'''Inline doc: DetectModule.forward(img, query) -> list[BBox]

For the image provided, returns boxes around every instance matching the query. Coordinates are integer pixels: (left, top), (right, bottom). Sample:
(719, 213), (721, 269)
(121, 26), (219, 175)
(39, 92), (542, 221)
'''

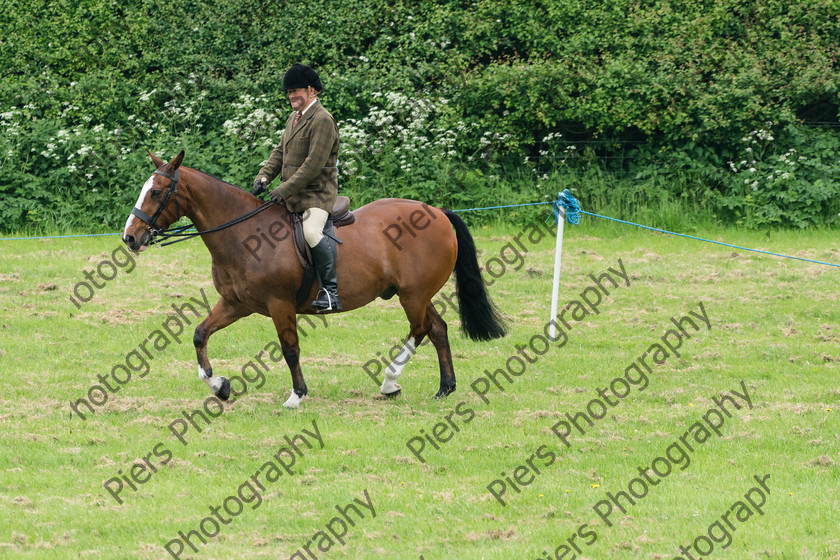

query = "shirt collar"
(299, 97), (319, 117)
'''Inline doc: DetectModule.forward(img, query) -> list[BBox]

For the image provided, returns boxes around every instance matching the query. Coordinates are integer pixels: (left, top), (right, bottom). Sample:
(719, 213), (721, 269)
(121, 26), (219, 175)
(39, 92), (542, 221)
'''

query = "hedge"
(1, 0), (838, 232)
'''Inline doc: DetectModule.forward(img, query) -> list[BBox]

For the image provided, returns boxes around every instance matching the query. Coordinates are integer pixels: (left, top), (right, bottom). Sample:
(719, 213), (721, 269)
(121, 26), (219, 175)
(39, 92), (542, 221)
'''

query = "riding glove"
(252, 177), (267, 196)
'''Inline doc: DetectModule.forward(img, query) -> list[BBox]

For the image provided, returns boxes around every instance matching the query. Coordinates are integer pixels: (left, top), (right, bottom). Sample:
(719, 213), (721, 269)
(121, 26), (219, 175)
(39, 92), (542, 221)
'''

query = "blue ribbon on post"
(548, 189), (581, 225)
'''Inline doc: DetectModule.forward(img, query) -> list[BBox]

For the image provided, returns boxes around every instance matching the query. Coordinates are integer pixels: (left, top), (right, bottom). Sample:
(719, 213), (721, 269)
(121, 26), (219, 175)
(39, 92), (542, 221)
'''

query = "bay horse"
(123, 150), (506, 408)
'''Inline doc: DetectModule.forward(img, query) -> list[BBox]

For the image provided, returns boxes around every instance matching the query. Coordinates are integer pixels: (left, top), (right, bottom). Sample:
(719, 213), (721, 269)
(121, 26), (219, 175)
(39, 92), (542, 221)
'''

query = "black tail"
(443, 210), (507, 341)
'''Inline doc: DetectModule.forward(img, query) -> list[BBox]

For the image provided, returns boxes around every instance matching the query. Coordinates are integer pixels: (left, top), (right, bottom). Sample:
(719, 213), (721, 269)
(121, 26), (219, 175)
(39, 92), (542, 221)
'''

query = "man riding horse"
(252, 63), (341, 312)
(123, 64), (506, 407)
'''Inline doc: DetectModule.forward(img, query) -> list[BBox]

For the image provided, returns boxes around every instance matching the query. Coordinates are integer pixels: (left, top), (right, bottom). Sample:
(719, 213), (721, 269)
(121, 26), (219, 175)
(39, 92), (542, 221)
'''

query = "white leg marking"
(123, 175), (155, 238)
(283, 391), (305, 408)
(381, 337), (416, 394)
(199, 366), (223, 393)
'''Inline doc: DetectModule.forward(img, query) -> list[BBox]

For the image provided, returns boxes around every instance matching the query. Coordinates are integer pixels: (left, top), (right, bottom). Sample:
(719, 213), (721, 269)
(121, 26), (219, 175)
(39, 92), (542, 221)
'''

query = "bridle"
(130, 167), (275, 247)
(131, 169), (181, 239)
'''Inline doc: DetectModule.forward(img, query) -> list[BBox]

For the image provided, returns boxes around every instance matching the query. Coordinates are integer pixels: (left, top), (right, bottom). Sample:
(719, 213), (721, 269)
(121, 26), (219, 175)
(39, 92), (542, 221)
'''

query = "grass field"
(1, 216), (838, 559)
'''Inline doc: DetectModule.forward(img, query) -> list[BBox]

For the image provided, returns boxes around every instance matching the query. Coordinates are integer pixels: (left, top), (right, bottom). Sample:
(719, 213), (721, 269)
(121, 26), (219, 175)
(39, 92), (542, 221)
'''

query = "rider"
(253, 63), (341, 312)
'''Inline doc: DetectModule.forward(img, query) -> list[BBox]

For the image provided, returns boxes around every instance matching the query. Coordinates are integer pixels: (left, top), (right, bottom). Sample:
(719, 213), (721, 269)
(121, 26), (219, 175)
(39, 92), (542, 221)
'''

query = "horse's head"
(123, 150), (186, 252)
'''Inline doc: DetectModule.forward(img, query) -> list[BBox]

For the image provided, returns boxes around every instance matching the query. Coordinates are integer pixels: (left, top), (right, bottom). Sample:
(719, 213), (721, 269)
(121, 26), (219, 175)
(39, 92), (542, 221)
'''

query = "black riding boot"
(310, 237), (342, 312)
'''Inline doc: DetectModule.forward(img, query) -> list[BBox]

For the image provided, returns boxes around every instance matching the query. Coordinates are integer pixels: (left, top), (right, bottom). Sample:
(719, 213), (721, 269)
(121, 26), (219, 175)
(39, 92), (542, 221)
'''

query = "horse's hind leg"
(194, 298), (248, 401)
(425, 304), (456, 397)
(383, 299), (455, 398)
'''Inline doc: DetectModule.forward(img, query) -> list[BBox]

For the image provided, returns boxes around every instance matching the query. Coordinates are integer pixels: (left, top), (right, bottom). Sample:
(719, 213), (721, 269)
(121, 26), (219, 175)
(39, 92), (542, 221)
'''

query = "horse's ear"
(148, 150), (165, 168)
(170, 150), (185, 171)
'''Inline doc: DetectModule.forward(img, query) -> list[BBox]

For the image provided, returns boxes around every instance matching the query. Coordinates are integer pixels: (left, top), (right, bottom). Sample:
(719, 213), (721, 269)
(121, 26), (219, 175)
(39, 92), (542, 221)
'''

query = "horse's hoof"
(282, 391), (305, 408)
(217, 377), (231, 401)
(434, 384), (456, 399)
(380, 380), (401, 396)
(382, 388), (401, 398)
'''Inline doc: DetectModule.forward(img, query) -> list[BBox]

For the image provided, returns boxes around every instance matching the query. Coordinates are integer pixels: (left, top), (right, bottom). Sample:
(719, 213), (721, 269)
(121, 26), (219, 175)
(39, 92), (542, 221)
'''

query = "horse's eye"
(151, 189), (162, 197)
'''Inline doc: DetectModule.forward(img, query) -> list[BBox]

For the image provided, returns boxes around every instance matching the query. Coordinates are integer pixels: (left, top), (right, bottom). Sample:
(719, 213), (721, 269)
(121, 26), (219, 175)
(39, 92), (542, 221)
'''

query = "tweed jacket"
(256, 100), (339, 213)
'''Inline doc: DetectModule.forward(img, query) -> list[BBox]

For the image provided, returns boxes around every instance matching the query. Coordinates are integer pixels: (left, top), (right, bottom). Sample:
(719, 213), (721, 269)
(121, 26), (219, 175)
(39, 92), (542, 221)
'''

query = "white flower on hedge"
(138, 89), (155, 102)
(755, 129), (773, 141)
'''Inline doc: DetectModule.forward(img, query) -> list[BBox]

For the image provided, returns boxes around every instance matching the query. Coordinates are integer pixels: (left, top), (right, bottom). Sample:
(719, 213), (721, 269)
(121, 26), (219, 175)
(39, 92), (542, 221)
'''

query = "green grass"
(0, 219), (838, 559)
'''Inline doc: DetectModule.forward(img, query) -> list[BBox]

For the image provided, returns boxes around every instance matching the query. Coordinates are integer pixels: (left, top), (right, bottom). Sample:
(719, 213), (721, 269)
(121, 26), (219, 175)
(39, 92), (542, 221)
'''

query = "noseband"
(131, 169), (181, 239)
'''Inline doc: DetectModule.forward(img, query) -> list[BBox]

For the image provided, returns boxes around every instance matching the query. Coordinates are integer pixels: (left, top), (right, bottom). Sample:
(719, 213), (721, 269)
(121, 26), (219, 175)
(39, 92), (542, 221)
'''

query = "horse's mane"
(192, 168), (249, 192)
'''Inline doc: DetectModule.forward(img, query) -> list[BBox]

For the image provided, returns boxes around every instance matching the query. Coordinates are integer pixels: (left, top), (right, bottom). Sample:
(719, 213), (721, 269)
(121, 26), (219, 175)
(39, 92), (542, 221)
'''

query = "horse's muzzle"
(123, 233), (149, 253)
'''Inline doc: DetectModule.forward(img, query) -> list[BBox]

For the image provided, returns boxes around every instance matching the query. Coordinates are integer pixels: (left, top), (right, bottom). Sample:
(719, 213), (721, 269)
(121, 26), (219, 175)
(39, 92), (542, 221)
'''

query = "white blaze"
(123, 175), (156, 238)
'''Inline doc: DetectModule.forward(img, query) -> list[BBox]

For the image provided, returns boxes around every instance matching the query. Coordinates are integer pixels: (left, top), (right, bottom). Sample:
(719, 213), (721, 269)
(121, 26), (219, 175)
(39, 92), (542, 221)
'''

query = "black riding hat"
(283, 64), (323, 92)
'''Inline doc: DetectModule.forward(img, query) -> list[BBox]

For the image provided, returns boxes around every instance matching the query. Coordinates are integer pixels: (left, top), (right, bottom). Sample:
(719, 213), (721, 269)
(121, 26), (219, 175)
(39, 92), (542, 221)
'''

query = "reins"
(133, 167), (276, 247)
(154, 200), (275, 247)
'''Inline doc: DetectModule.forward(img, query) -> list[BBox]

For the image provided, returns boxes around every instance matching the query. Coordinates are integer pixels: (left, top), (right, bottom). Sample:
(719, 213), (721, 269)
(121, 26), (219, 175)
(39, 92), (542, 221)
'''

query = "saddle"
(291, 196), (355, 309)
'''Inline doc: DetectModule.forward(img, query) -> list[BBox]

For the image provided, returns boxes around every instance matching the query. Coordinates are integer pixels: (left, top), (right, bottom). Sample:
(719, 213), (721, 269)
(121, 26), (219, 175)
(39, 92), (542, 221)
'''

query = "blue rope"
(577, 209), (840, 268)
(450, 201), (552, 213)
(550, 189), (581, 225)
(0, 232), (122, 241)
(547, 190), (839, 269)
(0, 228), (196, 242)
(2, 193), (838, 269)
(0, 203), (549, 241)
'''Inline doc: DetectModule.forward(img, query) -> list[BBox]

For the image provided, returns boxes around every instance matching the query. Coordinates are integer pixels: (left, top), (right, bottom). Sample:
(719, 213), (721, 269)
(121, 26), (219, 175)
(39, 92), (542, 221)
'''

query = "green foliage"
(717, 125), (840, 228)
(1, 0), (838, 232)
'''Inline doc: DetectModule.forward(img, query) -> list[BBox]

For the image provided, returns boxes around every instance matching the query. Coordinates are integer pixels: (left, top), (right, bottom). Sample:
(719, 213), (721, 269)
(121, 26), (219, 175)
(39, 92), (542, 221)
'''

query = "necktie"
(293, 111), (302, 127)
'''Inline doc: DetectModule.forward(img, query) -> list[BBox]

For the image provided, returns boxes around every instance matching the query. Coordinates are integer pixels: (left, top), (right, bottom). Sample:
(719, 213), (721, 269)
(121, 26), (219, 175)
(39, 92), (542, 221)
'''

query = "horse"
(122, 150), (507, 408)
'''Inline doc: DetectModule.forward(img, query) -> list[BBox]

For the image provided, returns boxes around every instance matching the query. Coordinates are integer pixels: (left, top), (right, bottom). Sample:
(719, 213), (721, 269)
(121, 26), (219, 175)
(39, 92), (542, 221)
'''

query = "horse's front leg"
(268, 300), (307, 408)
(194, 297), (248, 401)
